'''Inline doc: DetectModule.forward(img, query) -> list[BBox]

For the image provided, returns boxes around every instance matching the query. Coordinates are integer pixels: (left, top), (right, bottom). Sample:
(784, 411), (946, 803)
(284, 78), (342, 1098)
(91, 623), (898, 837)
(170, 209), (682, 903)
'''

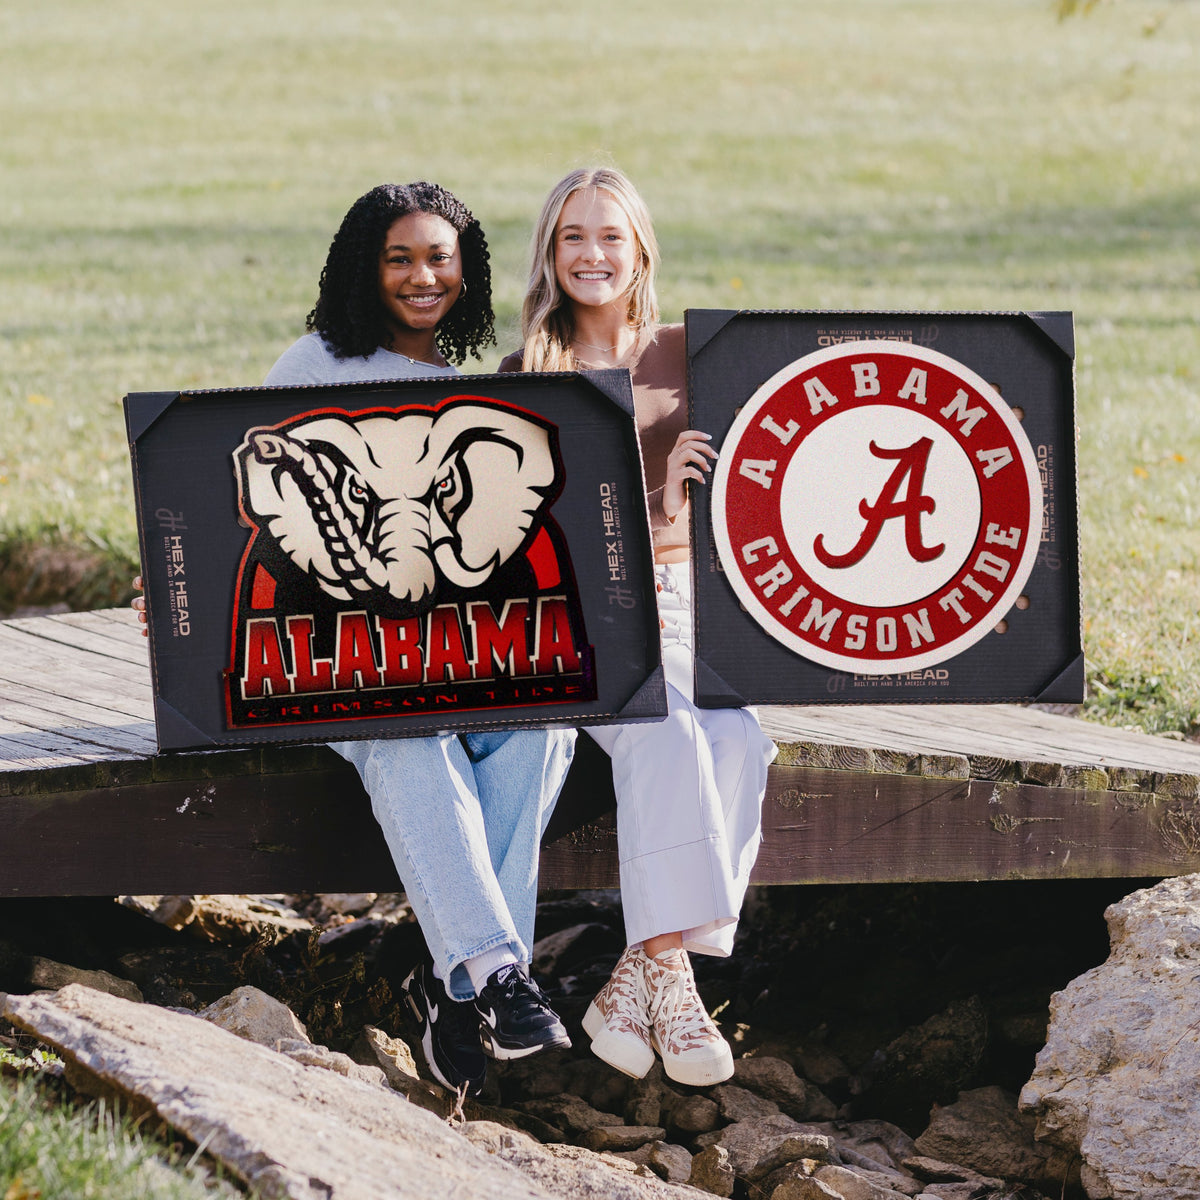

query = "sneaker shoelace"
(489, 964), (547, 1014)
(598, 951), (651, 1033)
(648, 963), (721, 1051)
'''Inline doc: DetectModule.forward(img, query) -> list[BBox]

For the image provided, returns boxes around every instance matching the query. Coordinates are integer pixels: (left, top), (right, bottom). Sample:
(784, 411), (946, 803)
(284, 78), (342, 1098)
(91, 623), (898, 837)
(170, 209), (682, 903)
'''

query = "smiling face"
(377, 211), (463, 350)
(553, 187), (641, 316)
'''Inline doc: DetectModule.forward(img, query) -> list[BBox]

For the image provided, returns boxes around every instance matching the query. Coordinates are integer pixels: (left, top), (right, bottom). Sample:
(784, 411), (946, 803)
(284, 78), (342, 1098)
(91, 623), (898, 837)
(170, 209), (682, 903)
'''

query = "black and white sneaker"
(474, 962), (572, 1060)
(402, 962), (487, 1096)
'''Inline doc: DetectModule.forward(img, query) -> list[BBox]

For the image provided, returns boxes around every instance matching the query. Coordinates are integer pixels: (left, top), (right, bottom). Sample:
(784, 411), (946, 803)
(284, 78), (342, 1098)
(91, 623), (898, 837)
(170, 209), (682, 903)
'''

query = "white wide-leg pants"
(586, 562), (777, 957)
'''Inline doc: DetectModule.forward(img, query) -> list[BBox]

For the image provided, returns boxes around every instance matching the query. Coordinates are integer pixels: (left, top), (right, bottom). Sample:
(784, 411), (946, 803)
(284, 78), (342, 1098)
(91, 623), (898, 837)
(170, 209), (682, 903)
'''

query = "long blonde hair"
(520, 168), (661, 372)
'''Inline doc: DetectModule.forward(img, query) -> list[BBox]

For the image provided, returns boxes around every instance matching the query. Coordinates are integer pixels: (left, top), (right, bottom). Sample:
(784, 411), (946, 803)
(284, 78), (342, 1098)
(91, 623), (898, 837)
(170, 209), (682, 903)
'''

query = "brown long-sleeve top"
(498, 323), (690, 560)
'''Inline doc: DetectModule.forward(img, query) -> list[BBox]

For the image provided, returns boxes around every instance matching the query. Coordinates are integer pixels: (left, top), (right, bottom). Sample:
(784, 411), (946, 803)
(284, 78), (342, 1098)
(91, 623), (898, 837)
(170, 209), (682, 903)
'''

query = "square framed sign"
(128, 371), (665, 750)
(688, 310), (1082, 706)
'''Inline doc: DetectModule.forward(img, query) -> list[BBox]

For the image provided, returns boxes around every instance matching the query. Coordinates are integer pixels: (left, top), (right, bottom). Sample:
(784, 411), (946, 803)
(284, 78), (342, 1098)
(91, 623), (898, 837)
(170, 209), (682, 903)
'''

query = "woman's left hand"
(131, 575), (148, 637)
(662, 429), (717, 521)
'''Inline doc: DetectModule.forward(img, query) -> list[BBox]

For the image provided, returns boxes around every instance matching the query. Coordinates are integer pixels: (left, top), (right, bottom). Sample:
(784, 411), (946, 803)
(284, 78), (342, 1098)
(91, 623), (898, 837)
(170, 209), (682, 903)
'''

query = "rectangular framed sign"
(688, 309), (1082, 706)
(128, 371), (665, 751)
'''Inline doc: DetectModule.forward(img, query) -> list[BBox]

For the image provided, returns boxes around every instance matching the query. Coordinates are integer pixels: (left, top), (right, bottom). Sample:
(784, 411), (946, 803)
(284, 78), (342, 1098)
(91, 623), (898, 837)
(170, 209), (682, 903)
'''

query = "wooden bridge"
(4, 608), (1200, 897)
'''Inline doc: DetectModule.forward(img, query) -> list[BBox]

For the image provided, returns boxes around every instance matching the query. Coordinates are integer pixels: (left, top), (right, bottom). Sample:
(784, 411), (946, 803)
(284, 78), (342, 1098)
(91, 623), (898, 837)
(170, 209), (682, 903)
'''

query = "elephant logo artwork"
(223, 396), (594, 730)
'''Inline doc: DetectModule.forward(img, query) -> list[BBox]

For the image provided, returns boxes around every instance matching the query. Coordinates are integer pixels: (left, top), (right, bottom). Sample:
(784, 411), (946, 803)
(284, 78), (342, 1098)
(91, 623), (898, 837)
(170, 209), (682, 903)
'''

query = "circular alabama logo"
(710, 341), (1043, 674)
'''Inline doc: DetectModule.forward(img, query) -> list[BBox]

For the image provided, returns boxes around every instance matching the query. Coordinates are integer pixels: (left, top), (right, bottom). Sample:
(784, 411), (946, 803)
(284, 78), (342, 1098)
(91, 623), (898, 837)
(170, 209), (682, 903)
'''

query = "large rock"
(531, 923), (617, 979)
(121, 894), (312, 942)
(518, 1092), (625, 1137)
(199, 984), (310, 1049)
(275, 1038), (388, 1089)
(860, 998), (988, 1132)
(834, 1120), (917, 1172)
(463, 1121), (713, 1199)
(352, 1025), (453, 1116)
(1020, 874), (1200, 1198)
(28, 956), (143, 1003)
(687, 1144), (735, 1197)
(711, 1082), (782, 1122)
(769, 1178), (842, 1200)
(732, 1056), (837, 1120)
(812, 1162), (915, 1199)
(663, 1090), (721, 1133)
(694, 1113), (813, 1177)
(610, 1139), (694, 1184)
(913, 1086), (1076, 1193)
(2, 985), (553, 1200)
(581, 1125), (667, 1152)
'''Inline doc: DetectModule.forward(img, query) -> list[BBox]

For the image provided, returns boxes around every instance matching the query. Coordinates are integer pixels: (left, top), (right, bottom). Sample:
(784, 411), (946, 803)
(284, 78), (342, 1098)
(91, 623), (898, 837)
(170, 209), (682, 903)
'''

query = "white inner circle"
(779, 406), (982, 609)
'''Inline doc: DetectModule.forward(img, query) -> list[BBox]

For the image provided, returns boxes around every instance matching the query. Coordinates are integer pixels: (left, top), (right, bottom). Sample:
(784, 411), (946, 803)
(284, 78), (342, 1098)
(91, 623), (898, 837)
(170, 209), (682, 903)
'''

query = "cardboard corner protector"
(1033, 653), (1086, 705)
(614, 666), (669, 721)
(684, 309), (743, 359)
(576, 368), (637, 419)
(154, 697), (217, 752)
(124, 391), (182, 444)
(1027, 311), (1075, 361)
(693, 655), (749, 709)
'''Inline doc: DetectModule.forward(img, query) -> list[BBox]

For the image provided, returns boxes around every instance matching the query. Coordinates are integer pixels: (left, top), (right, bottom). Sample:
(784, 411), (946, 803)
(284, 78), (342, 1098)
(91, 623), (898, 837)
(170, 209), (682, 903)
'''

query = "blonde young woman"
(500, 168), (777, 1086)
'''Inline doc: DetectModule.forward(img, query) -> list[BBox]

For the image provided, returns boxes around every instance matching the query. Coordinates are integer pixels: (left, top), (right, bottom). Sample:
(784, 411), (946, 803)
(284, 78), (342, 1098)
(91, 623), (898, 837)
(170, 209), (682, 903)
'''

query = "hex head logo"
(711, 341), (1043, 674)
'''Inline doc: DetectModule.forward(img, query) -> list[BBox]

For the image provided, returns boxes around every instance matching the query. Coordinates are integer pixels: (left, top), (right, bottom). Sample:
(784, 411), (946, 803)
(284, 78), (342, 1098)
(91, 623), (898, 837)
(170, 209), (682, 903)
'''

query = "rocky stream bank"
(3, 876), (1199, 1199)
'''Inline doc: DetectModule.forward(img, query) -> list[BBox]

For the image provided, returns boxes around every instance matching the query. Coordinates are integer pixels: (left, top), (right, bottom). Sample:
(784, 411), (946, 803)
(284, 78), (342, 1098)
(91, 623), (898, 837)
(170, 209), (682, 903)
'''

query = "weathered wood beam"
(7, 758), (1200, 897)
(537, 765), (1200, 888)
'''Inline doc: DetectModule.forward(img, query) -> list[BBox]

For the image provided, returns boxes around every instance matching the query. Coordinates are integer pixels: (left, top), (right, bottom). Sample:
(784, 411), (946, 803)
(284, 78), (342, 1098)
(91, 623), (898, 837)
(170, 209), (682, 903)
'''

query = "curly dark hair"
(307, 182), (495, 365)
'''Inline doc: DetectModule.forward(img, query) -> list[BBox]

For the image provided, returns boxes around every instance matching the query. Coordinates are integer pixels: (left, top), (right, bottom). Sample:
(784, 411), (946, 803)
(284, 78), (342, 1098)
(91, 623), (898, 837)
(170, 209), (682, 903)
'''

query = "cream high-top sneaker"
(582, 945), (655, 1078)
(643, 947), (734, 1086)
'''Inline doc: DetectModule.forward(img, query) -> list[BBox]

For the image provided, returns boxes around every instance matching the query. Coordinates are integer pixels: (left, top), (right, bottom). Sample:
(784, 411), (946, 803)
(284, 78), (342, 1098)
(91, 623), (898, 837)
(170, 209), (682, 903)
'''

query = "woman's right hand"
(662, 429), (717, 521)
(131, 576), (148, 637)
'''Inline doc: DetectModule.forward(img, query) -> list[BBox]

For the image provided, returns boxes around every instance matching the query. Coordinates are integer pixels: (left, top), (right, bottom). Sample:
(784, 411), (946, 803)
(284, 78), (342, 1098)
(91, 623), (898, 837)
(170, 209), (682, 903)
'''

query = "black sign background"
(128, 372), (666, 750)
(688, 310), (1082, 707)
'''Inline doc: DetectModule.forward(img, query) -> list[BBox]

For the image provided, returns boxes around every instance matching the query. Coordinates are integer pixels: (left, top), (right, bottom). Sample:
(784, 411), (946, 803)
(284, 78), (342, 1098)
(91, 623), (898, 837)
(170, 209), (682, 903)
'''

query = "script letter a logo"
(813, 437), (945, 568)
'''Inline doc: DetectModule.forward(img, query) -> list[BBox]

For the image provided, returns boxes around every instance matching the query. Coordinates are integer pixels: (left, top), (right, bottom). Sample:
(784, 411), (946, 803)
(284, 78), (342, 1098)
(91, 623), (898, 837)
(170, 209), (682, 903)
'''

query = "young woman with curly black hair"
(138, 182), (575, 1098)
(265, 181), (496, 381)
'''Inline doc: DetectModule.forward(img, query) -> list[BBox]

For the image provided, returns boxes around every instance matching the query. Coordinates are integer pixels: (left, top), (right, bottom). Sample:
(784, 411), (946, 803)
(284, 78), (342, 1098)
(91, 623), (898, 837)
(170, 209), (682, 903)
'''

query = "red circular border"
(711, 342), (1042, 674)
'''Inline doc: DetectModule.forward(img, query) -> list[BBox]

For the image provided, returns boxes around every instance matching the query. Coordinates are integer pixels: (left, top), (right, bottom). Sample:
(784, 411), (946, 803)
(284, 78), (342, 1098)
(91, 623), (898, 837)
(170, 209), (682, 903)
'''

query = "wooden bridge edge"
(5, 759), (1200, 898)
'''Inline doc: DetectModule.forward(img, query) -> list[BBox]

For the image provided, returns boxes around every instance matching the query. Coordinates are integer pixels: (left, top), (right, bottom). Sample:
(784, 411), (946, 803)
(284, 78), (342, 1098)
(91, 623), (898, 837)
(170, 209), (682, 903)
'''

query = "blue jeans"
(332, 729), (576, 1000)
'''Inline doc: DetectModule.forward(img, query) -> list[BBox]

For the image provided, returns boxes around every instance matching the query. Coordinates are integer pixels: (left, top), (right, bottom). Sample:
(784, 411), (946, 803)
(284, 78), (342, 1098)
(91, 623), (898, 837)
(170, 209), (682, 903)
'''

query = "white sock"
(465, 947), (519, 995)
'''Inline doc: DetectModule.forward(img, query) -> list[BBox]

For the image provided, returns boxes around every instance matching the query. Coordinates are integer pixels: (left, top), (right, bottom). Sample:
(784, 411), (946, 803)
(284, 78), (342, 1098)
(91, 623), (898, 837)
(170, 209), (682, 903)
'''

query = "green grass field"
(1, 0), (1197, 731)
(0, 1067), (241, 1200)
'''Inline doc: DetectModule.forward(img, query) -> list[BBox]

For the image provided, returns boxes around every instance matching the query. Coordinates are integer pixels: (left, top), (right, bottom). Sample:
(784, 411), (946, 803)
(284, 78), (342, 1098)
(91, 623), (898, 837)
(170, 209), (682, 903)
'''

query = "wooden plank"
(2, 612), (149, 665)
(0, 702), (156, 756)
(0, 706), (152, 759)
(86, 608), (142, 625)
(752, 766), (1200, 883)
(6, 608), (1200, 788)
(539, 766), (1200, 888)
(35, 609), (153, 653)
(539, 815), (620, 890)
(0, 675), (154, 729)
(1, 769), (401, 897)
(0, 681), (153, 760)
(0, 630), (150, 698)
(5, 749), (1200, 895)
(0, 730), (106, 772)
(760, 705), (1200, 777)
(0, 649), (151, 711)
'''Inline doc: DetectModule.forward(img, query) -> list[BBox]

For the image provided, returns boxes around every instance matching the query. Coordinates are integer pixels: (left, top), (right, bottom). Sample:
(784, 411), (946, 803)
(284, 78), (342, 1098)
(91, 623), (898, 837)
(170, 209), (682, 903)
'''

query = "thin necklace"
(573, 338), (621, 354)
(389, 347), (445, 368)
